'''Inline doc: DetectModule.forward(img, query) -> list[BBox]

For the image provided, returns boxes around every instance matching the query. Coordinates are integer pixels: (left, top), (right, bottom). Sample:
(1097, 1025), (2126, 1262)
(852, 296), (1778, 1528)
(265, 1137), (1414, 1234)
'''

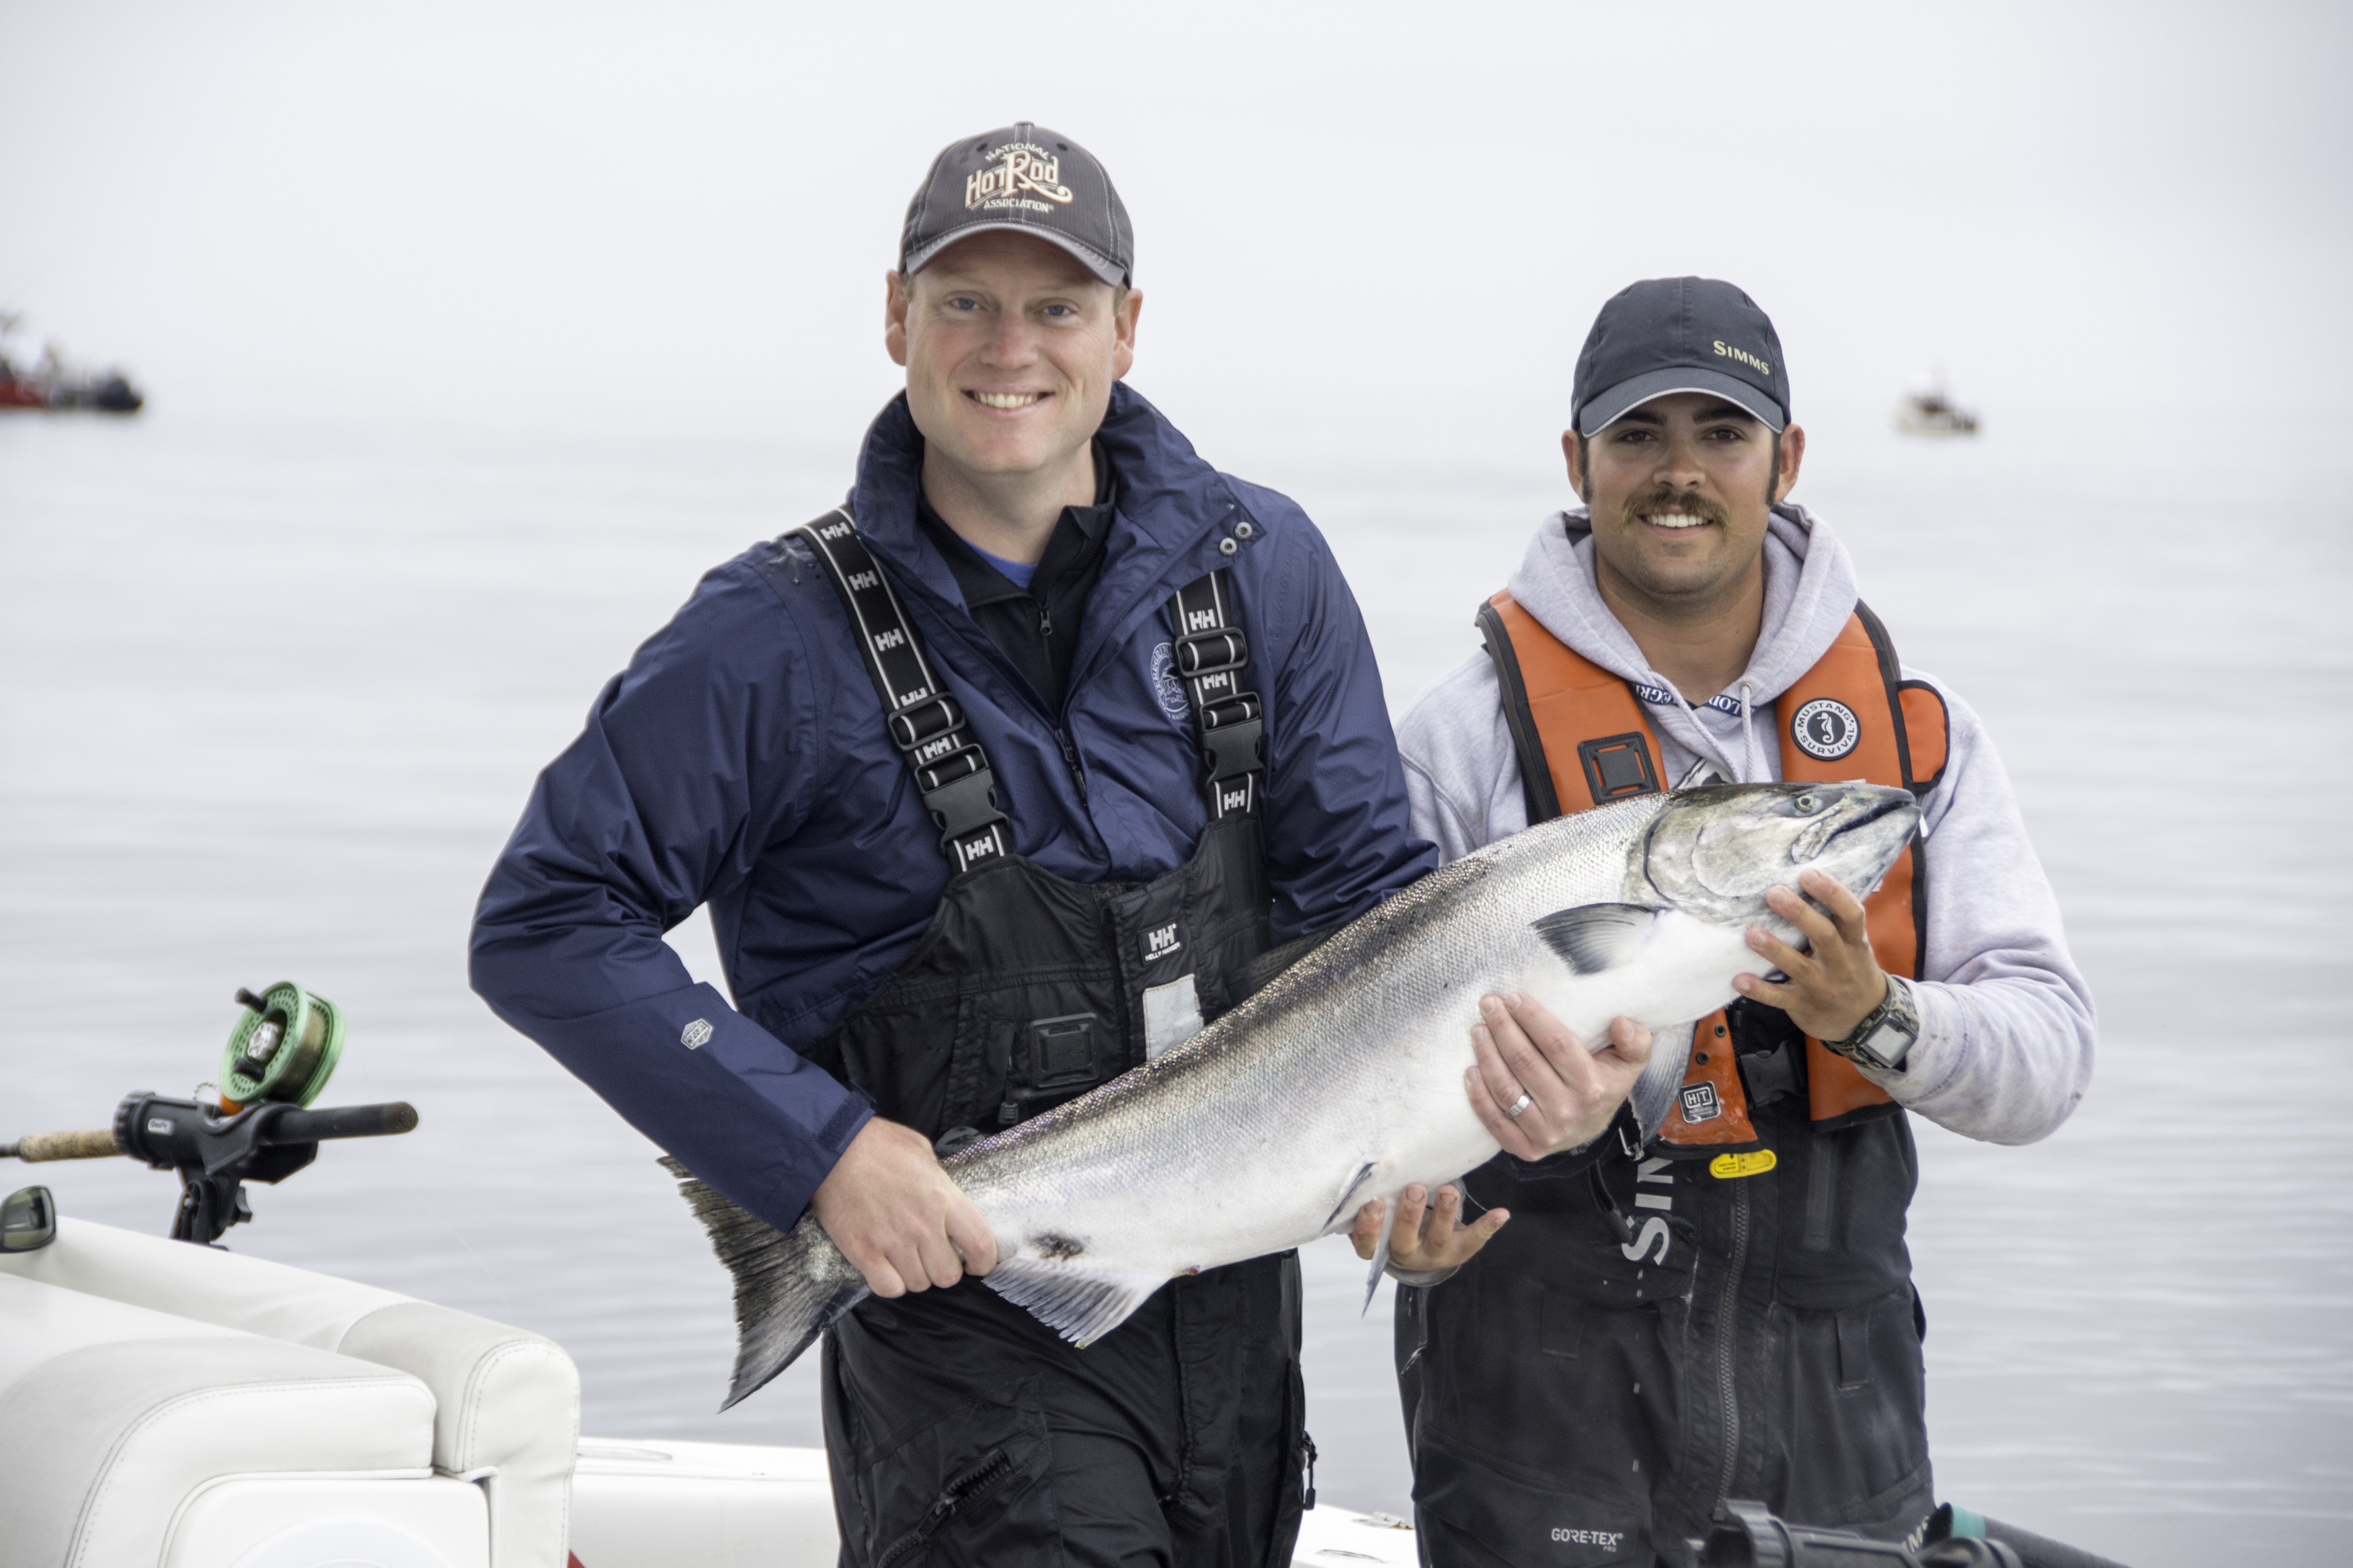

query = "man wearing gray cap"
(1354, 278), (2096, 1563)
(473, 125), (1443, 1565)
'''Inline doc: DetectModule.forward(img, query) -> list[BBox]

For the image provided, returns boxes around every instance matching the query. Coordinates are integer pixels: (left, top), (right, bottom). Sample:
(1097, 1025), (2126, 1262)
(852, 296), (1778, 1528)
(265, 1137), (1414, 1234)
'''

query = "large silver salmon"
(670, 782), (1917, 1407)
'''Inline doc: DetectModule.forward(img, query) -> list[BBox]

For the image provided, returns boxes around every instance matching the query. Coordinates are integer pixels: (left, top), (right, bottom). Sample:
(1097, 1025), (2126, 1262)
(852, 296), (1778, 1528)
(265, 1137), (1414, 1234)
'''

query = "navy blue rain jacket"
(470, 385), (1437, 1233)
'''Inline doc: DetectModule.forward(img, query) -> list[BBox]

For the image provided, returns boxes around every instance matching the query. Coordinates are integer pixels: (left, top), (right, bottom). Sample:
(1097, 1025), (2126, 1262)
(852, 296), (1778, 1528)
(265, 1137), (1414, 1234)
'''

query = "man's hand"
(1732, 867), (1889, 1041)
(1467, 992), (1653, 1162)
(809, 1118), (999, 1298)
(1350, 1183), (1506, 1274)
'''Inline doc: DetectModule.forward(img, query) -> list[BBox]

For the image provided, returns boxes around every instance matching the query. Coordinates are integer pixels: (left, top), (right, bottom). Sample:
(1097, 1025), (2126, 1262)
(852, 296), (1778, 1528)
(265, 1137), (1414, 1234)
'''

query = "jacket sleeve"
(1853, 675), (2098, 1145)
(468, 563), (873, 1234)
(1245, 491), (1441, 938)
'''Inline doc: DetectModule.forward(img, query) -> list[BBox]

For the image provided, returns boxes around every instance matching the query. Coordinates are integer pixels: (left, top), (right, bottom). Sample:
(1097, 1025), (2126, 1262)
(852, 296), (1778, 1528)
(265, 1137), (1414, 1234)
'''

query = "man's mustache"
(1627, 491), (1728, 525)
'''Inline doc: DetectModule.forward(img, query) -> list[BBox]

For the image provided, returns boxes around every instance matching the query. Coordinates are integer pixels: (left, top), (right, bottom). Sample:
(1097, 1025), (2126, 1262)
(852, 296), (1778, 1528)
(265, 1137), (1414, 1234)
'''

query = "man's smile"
(967, 390), (1049, 411)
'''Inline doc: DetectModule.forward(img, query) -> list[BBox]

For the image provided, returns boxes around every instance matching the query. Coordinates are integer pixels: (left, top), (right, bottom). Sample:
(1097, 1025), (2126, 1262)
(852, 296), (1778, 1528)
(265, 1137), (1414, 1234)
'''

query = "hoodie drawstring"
(1656, 676), (1769, 785)
(1736, 678), (1766, 786)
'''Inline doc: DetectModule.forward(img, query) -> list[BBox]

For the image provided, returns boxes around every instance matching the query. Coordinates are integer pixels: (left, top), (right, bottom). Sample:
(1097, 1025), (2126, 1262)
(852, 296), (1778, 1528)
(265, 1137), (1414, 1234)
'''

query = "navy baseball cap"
(1572, 278), (1790, 436)
(901, 123), (1133, 288)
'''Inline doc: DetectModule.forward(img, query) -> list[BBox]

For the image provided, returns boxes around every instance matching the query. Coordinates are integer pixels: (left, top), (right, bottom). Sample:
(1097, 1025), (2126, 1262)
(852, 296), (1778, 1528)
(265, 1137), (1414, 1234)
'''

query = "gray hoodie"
(1397, 503), (2093, 1145)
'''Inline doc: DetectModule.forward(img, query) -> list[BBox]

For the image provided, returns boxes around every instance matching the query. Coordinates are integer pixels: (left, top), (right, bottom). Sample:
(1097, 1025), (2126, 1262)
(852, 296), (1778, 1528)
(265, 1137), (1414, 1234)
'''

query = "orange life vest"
(1476, 592), (1950, 1156)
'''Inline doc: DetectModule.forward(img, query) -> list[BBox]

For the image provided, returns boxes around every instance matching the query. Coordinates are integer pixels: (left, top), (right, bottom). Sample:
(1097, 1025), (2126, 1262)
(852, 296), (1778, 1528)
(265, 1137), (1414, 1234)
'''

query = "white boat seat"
(0, 1219), (579, 1568)
(0, 1272), (438, 1566)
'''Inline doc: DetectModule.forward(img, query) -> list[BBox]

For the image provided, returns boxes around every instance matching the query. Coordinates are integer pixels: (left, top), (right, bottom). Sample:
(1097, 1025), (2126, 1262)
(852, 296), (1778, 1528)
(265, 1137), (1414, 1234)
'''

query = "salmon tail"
(660, 1157), (869, 1409)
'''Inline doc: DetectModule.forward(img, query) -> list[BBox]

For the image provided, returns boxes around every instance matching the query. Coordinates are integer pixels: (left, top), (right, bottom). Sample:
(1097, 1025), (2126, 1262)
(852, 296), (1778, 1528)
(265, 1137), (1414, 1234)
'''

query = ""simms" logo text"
(1712, 339), (1771, 376)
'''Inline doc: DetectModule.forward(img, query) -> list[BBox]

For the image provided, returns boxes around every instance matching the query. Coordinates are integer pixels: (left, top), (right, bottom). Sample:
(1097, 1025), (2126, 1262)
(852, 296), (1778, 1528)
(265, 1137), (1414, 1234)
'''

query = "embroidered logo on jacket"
(680, 1018), (714, 1050)
(966, 143), (1075, 213)
(1791, 697), (1862, 760)
(1150, 642), (1190, 720)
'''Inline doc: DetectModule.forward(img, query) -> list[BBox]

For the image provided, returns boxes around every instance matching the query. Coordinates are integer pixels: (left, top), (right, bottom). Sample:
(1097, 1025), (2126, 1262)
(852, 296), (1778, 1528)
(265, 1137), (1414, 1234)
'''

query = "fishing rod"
(1, 981), (416, 1245)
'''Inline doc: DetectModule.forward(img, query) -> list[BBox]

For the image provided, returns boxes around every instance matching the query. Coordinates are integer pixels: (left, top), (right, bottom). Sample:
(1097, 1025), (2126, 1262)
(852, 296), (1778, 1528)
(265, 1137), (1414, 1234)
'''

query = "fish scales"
(666, 782), (1919, 1407)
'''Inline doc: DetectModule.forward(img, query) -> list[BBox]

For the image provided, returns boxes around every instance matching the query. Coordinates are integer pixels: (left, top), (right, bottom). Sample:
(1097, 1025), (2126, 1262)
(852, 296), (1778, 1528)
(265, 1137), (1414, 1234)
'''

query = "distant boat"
(0, 312), (145, 413)
(1895, 381), (1977, 436)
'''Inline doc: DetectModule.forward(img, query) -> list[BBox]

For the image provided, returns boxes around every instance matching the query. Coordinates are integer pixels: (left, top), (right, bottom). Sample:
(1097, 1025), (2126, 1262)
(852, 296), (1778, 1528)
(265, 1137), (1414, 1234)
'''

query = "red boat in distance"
(0, 312), (144, 413)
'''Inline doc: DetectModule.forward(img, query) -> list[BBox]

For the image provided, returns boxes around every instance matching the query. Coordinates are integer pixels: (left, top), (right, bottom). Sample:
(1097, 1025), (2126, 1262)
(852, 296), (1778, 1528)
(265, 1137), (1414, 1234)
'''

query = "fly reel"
(220, 982), (346, 1109)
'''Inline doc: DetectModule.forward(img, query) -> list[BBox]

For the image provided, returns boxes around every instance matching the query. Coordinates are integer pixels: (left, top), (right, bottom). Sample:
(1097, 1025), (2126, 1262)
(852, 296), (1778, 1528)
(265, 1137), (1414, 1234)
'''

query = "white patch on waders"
(1142, 975), (1205, 1061)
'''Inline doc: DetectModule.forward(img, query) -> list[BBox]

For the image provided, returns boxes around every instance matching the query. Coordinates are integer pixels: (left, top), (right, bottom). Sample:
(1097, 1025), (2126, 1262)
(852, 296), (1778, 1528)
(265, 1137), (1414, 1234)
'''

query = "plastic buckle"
(889, 694), (964, 753)
(1176, 628), (1248, 678)
(1201, 716), (1263, 787)
(916, 745), (986, 793)
(922, 767), (1007, 851)
(1202, 694), (1261, 731)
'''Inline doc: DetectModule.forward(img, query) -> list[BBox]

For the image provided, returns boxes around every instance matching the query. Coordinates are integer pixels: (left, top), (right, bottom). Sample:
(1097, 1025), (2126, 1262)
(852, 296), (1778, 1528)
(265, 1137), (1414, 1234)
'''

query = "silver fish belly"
(668, 781), (1918, 1407)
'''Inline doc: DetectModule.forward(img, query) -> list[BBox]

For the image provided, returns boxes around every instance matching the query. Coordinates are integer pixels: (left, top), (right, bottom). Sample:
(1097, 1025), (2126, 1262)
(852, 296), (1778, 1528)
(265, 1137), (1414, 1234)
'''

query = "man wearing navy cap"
(471, 125), (1447, 1565)
(1356, 278), (2096, 1563)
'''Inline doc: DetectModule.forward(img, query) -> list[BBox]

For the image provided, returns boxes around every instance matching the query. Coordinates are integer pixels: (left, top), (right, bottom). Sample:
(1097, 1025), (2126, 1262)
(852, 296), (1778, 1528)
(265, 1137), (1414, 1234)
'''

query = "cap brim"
(902, 221), (1127, 287)
(1577, 368), (1785, 436)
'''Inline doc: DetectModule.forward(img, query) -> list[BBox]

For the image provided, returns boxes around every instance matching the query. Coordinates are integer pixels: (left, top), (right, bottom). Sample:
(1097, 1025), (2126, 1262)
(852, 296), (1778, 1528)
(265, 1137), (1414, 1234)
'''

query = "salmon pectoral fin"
(984, 1255), (1170, 1347)
(1531, 903), (1661, 974)
(1363, 1197), (1400, 1315)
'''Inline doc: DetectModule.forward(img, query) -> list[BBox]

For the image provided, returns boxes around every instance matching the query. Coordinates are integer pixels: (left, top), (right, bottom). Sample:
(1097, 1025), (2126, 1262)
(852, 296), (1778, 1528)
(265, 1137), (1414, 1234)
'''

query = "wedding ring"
(1503, 1091), (1533, 1120)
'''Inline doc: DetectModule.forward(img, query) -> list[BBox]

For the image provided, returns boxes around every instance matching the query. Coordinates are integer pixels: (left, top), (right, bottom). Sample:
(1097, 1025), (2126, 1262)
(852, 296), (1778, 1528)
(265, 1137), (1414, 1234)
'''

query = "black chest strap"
(791, 508), (1012, 874)
(1169, 571), (1265, 819)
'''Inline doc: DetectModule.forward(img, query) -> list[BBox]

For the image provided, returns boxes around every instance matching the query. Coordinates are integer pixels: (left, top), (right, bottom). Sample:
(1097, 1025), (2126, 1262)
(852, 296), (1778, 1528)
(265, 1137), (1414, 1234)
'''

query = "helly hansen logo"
(916, 736), (959, 766)
(898, 687), (931, 706)
(1679, 1081), (1722, 1124)
(1221, 787), (1250, 811)
(1186, 609), (1218, 632)
(1142, 922), (1183, 962)
(847, 570), (879, 591)
(680, 1018), (714, 1050)
(964, 836), (999, 862)
(817, 522), (852, 540)
(1622, 1155), (1673, 1264)
(873, 629), (906, 652)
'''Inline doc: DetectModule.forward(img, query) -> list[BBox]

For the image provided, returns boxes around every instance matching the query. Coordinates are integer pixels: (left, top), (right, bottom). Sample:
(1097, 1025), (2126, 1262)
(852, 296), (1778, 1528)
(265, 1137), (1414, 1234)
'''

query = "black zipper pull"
(1037, 602), (1053, 639)
(1058, 733), (1088, 801)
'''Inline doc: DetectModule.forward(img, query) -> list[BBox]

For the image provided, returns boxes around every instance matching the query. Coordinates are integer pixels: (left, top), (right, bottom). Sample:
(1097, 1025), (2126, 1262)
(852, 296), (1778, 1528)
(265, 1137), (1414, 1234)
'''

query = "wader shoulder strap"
(1476, 591), (1664, 823)
(791, 508), (1012, 874)
(1170, 571), (1265, 819)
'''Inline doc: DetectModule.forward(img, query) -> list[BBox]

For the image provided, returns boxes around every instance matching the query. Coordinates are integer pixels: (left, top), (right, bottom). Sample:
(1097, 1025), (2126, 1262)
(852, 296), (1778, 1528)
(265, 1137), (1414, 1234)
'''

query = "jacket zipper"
(1058, 731), (1088, 802)
(1713, 1179), (1751, 1510)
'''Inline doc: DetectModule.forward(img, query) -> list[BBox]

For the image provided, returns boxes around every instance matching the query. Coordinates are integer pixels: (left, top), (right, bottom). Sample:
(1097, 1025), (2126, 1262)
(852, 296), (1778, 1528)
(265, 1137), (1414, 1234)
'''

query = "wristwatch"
(1821, 975), (1919, 1071)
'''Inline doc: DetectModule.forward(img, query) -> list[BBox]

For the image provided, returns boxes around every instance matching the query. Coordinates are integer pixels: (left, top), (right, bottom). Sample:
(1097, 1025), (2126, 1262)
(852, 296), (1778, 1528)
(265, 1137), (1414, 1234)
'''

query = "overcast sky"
(5, 1), (2347, 478)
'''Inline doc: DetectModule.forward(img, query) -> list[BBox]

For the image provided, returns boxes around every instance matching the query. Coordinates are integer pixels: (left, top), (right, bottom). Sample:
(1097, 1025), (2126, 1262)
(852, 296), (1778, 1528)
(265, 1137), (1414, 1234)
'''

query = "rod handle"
(3, 1128), (123, 1162)
(268, 1102), (419, 1143)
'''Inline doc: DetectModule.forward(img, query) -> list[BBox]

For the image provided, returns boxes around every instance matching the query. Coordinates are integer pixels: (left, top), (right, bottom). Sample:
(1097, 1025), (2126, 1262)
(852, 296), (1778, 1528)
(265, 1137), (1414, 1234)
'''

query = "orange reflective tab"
(1657, 1012), (1763, 1153)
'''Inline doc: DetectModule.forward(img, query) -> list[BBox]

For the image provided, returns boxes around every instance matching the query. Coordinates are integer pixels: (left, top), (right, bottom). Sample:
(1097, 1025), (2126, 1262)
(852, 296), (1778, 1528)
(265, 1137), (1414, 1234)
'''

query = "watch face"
(1860, 1018), (1916, 1068)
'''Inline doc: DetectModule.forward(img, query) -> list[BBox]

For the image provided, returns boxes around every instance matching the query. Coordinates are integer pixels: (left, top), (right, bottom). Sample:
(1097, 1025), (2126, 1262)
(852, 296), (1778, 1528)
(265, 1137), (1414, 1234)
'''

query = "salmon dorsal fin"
(1532, 903), (1659, 975)
(984, 1255), (1169, 1347)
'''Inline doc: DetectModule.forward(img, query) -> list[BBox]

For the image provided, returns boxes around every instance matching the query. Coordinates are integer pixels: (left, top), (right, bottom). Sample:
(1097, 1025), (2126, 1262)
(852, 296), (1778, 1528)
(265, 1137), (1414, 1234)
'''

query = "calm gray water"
(3, 407), (2348, 1565)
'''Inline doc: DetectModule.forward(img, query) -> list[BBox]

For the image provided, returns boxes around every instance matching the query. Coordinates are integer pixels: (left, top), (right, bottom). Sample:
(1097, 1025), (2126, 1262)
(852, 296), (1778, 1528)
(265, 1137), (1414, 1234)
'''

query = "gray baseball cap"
(900, 123), (1133, 287)
(1573, 277), (1790, 436)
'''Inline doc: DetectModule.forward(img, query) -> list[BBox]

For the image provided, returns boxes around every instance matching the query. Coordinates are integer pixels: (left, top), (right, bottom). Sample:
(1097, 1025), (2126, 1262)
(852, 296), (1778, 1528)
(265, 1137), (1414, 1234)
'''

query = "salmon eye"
(1794, 793), (1821, 813)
